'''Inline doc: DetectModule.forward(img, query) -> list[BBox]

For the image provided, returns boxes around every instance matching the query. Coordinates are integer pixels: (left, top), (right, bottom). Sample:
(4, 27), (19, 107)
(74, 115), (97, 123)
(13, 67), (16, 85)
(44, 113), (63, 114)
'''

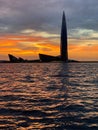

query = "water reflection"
(0, 63), (98, 129)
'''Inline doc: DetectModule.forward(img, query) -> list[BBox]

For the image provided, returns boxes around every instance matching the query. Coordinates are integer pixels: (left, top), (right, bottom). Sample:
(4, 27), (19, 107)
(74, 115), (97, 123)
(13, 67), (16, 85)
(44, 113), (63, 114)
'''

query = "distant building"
(39, 54), (60, 62)
(8, 54), (25, 63)
(39, 11), (68, 62)
(61, 11), (68, 62)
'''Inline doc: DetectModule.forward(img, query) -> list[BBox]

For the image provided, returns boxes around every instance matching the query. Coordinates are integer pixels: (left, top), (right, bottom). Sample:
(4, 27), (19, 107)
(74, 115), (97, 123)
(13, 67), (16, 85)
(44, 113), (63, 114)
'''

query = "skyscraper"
(61, 11), (68, 62)
(39, 11), (70, 62)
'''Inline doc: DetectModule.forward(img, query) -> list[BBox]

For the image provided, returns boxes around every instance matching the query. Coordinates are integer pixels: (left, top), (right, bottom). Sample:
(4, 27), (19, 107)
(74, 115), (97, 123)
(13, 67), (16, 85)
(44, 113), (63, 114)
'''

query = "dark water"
(0, 63), (98, 130)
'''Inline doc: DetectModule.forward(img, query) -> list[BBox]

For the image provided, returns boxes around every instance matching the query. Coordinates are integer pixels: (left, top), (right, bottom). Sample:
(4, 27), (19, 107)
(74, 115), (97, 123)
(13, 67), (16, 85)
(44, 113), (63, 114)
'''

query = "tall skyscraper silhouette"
(39, 11), (72, 62)
(61, 11), (68, 62)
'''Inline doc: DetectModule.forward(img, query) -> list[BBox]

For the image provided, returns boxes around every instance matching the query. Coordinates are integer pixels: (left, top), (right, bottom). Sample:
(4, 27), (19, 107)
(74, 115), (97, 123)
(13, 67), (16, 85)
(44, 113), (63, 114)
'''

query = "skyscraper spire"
(61, 11), (68, 62)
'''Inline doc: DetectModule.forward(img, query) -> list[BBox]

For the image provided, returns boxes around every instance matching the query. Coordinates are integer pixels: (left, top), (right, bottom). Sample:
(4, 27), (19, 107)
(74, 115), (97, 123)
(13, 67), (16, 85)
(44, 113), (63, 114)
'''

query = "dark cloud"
(0, 0), (98, 36)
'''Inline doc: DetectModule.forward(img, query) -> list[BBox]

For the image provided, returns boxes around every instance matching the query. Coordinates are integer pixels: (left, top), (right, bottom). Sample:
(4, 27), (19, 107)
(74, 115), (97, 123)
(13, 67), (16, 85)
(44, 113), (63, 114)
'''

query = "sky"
(0, 0), (98, 61)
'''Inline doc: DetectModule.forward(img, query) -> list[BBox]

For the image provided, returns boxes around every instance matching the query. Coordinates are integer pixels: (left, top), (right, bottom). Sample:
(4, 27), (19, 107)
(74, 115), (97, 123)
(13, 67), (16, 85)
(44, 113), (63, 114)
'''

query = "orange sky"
(0, 34), (59, 60)
(1, 0), (98, 61)
(0, 34), (98, 61)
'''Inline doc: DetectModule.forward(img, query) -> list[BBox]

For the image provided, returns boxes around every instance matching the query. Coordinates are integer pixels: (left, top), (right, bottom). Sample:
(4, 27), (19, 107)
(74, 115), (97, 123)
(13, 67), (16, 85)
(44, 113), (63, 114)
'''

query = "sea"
(0, 63), (98, 130)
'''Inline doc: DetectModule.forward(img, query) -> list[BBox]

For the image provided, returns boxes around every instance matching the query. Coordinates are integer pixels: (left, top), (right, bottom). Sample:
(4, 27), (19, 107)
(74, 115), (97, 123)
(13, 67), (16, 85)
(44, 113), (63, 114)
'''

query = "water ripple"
(0, 63), (98, 129)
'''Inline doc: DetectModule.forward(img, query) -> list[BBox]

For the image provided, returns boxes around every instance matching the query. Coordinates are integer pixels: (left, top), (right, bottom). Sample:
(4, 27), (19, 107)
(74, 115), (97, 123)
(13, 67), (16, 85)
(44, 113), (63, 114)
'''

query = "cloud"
(1, 0), (98, 36)
(20, 29), (59, 38)
(0, 34), (59, 59)
(0, 0), (98, 60)
(69, 28), (98, 41)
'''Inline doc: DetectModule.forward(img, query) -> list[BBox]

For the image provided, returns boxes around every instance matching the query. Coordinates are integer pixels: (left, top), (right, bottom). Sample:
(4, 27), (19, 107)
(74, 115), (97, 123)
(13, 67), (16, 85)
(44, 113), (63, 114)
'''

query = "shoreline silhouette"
(6, 11), (72, 63)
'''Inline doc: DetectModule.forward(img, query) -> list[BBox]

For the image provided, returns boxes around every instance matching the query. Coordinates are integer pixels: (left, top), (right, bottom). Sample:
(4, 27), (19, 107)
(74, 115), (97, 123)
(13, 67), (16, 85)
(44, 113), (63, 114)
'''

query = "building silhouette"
(8, 54), (25, 62)
(61, 11), (68, 62)
(8, 12), (78, 63)
(39, 11), (68, 62)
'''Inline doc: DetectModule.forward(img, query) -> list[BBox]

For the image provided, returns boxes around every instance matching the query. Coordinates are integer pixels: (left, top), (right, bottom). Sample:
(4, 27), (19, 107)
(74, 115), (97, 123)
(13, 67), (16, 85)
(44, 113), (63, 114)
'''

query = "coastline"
(0, 60), (98, 63)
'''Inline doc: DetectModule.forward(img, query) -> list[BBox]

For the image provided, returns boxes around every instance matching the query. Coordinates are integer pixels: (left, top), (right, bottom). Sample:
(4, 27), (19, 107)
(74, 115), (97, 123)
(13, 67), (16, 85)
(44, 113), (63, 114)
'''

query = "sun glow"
(0, 32), (98, 61)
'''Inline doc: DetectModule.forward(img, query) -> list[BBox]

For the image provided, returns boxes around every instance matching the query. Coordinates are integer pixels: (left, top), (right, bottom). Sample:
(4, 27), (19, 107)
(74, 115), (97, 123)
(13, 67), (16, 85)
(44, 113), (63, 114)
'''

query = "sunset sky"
(0, 0), (98, 61)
